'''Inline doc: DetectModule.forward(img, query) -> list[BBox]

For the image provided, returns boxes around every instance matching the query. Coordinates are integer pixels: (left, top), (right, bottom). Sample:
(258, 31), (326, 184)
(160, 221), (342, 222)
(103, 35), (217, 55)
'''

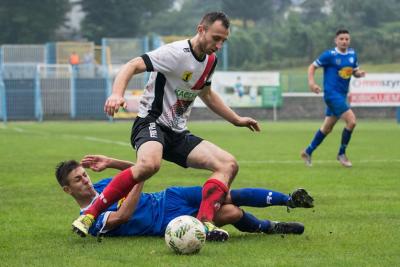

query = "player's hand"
(81, 155), (109, 172)
(355, 70), (366, 78)
(309, 83), (321, 94)
(104, 94), (127, 117)
(234, 117), (260, 132)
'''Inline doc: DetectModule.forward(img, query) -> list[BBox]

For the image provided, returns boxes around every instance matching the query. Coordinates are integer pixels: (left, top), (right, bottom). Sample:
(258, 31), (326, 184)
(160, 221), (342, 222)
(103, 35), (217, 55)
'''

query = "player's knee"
(230, 207), (243, 222)
(224, 155), (239, 179)
(215, 205), (242, 225)
(347, 120), (356, 130)
(136, 160), (161, 179)
(321, 126), (333, 135)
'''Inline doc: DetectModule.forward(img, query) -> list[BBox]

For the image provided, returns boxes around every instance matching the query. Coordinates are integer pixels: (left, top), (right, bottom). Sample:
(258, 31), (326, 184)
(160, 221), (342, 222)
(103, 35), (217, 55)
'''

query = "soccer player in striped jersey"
(72, 12), (260, 241)
(301, 29), (366, 167)
(59, 155), (313, 239)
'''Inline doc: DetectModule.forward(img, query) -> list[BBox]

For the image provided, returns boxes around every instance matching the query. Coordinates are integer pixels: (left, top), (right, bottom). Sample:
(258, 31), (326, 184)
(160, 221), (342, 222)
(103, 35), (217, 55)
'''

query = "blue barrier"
(0, 75), (6, 122)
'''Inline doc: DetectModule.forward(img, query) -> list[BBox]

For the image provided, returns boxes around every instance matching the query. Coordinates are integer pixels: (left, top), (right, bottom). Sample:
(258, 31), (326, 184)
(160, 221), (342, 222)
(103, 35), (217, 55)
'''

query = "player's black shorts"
(130, 115), (203, 168)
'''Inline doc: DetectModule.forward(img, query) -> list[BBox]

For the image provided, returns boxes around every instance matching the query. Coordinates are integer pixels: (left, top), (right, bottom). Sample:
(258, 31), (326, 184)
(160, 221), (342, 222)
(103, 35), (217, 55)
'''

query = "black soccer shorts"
(130, 115), (203, 168)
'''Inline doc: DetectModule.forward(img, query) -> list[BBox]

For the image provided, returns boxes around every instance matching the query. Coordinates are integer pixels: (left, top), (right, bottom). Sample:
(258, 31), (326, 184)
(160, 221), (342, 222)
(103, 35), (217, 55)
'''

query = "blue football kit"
(82, 179), (201, 237)
(314, 47), (359, 117)
(81, 179), (291, 237)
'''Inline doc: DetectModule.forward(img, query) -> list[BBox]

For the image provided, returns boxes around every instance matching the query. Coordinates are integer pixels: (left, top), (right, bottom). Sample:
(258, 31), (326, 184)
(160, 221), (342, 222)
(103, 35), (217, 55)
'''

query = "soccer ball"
(165, 215), (206, 254)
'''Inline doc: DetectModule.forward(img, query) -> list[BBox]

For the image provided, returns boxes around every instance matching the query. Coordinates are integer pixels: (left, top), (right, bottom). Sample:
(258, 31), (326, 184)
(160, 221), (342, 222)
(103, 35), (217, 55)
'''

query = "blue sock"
(339, 128), (353, 155)
(233, 211), (271, 233)
(306, 129), (326, 155)
(230, 188), (289, 207)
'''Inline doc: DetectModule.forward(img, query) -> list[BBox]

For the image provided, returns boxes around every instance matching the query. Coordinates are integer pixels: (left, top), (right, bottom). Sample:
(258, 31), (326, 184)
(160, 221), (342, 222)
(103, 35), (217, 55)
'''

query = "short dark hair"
(336, 29), (350, 36)
(200, 11), (230, 29)
(55, 160), (80, 187)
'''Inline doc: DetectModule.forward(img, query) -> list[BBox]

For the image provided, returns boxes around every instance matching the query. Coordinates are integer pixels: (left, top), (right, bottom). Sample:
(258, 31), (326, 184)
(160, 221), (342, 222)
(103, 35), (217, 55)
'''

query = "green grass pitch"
(0, 120), (399, 266)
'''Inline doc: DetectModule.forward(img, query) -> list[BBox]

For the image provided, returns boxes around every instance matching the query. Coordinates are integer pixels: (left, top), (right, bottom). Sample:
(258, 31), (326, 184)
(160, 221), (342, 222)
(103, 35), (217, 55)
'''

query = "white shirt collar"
(335, 47), (348, 55)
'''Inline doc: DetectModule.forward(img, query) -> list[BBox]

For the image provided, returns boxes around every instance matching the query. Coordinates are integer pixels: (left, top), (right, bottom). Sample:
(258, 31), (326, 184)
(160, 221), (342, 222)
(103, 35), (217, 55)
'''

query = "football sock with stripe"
(230, 188), (289, 207)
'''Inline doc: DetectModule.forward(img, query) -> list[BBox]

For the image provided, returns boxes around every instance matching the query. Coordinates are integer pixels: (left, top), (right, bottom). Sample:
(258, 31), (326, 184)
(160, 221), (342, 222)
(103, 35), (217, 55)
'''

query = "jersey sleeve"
(93, 178), (112, 193)
(314, 50), (332, 68)
(141, 44), (179, 74)
(88, 211), (112, 236)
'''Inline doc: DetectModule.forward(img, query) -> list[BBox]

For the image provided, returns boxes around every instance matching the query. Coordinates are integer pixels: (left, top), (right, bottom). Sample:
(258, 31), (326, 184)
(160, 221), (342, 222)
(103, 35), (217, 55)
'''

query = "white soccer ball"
(165, 215), (206, 254)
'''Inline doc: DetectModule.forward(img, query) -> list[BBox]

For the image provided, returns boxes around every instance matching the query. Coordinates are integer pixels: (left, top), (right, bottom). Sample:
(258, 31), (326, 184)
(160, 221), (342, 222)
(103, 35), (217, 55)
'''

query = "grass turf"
(0, 120), (399, 266)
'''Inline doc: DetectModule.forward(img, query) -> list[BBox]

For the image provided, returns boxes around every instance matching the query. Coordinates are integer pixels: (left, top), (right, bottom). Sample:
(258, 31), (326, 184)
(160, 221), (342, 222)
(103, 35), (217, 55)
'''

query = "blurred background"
(0, 0), (399, 121)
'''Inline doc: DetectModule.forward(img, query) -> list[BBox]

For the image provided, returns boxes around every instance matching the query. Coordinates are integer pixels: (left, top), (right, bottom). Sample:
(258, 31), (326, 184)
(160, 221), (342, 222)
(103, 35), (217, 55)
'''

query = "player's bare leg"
(187, 141), (238, 241)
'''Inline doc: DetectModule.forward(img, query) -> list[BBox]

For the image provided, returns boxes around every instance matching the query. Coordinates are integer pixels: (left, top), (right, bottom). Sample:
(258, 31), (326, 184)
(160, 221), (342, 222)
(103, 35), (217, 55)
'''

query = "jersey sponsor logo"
(175, 88), (199, 101)
(336, 58), (341, 65)
(117, 197), (126, 208)
(149, 122), (157, 138)
(181, 71), (193, 82)
(338, 67), (353, 79)
(172, 88), (199, 118)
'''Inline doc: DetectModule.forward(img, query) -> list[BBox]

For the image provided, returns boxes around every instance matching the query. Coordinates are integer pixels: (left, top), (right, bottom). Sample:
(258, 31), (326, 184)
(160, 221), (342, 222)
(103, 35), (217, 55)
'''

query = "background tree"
(222, 0), (290, 28)
(0, 0), (70, 43)
(80, 0), (174, 43)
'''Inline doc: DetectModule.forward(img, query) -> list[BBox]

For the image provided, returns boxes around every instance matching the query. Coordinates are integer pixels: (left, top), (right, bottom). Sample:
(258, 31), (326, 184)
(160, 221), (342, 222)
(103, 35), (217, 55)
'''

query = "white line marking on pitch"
(238, 159), (400, 164)
(2, 126), (399, 164)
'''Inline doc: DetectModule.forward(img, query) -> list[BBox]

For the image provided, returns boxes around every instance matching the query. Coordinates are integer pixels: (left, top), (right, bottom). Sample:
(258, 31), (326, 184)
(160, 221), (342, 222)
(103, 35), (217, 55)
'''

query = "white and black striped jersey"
(139, 39), (217, 132)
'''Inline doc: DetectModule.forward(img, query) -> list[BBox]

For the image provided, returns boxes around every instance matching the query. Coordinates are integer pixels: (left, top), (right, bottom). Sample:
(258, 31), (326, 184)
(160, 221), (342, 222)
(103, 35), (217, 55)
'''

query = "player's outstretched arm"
(308, 64), (321, 94)
(104, 57), (147, 116)
(103, 182), (144, 231)
(199, 87), (260, 132)
(81, 155), (134, 172)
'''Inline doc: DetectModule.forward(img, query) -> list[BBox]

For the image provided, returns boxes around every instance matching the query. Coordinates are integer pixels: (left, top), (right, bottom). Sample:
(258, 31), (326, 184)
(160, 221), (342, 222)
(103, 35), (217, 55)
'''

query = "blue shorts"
(160, 186), (202, 234)
(324, 93), (350, 117)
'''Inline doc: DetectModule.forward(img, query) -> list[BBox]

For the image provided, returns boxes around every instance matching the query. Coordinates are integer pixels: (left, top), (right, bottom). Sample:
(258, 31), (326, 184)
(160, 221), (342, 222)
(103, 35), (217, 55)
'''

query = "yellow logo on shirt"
(117, 197), (126, 208)
(338, 67), (353, 79)
(182, 71), (193, 82)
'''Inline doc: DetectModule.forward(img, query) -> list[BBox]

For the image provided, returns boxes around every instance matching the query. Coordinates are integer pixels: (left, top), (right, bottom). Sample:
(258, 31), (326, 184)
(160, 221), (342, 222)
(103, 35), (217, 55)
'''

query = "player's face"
(64, 166), (96, 199)
(335, 33), (351, 52)
(199, 20), (229, 55)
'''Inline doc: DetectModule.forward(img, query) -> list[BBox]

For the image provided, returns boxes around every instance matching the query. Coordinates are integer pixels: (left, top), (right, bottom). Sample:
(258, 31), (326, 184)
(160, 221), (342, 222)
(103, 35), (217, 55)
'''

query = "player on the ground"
(301, 29), (366, 167)
(59, 155), (313, 239)
(72, 11), (260, 241)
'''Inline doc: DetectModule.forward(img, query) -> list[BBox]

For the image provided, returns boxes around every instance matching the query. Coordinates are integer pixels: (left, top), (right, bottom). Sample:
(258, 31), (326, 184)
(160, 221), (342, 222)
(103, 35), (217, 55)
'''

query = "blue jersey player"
(56, 155), (314, 240)
(301, 29), (366, 167)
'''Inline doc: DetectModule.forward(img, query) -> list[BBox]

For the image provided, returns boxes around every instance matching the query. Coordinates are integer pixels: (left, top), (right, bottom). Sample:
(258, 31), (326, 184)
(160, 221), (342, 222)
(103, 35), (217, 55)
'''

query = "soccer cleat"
(267, 221), (304, 235)
(203, 221), (229, 242)
(72, 214), (95, 237)
(337, 154), (352, 168)
(287, 188), (314, 209)
(300, 150), (312, 167)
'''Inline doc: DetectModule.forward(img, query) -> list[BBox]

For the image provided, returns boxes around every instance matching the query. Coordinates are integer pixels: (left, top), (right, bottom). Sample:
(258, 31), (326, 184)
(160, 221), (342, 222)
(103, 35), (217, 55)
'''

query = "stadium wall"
(190, 94), (397, 121)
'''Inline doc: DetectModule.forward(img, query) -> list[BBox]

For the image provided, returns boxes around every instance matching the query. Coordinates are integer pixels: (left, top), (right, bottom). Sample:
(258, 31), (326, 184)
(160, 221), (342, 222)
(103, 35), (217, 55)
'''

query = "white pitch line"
(1, 126), (131, 147)
(238, 159), (400, 164)
(2, 126), (400, 164)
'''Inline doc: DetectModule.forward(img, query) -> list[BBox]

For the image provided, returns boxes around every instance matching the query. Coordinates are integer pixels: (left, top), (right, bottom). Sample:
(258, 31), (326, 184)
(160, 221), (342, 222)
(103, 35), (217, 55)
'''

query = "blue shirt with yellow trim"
(83, 178), (166, 237)
(314, 47), (359, 96)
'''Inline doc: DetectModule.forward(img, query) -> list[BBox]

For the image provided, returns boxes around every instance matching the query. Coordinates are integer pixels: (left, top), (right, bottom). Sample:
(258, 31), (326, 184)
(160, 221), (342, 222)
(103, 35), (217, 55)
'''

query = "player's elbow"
(115, 213), (130, 224)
